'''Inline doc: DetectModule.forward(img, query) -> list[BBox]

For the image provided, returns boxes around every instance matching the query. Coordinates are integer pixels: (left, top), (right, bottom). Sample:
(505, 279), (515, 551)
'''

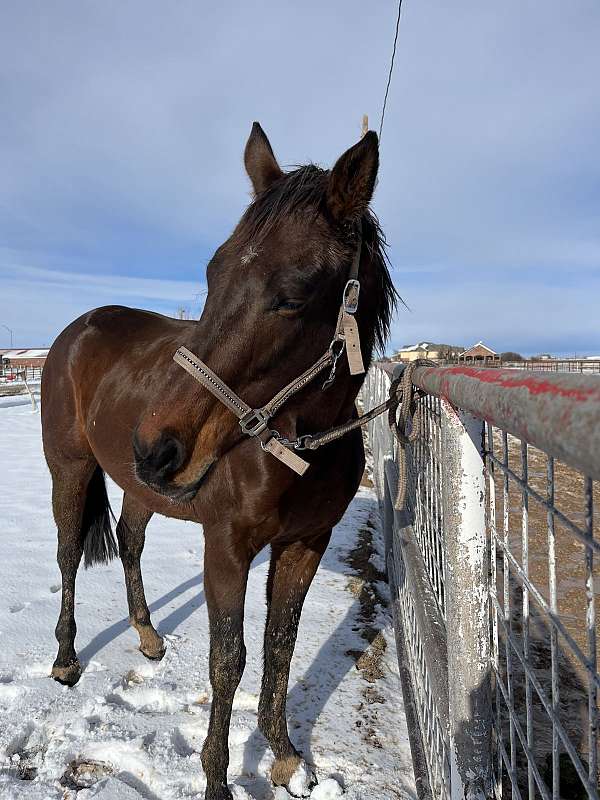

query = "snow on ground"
(0, 401), (415, 800)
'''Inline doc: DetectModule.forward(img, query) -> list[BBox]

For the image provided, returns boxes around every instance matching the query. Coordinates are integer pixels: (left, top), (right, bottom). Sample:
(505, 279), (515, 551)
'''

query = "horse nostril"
(132, 430), (150, 460)
(153, 437), (182, 471)
(133, 431), (186, 482)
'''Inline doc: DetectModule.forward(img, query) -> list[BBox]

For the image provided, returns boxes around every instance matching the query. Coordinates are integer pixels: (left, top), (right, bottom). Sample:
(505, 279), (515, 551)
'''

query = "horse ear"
(326, 131), (379, 223)
(244, 122), (283, 195)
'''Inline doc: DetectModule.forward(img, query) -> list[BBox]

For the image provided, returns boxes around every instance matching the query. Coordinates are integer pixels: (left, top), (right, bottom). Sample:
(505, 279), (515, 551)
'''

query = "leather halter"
(173, 242), (366, 475)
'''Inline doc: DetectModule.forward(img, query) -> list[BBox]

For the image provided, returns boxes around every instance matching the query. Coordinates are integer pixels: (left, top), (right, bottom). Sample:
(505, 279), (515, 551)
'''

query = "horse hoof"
(51, 659), (82, 686)
(139, 641), (166, 661)
(272, 757), (316, 797)
(140, 646), (166, 661)
(131, 622), (166, 661)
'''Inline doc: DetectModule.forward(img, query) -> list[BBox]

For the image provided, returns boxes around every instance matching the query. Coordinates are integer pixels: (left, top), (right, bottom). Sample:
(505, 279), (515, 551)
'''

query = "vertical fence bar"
(501, 431), (518, 789)
(487, 423), (503, 799)
(521, 441), (534, 800)
(547, 456), (560, 800)
(441, 399), (492, 799)
(584, 477), (598, 787)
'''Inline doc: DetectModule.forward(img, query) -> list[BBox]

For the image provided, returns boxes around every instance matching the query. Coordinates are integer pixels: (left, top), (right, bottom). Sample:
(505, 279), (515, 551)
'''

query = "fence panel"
(366, 365), (451, 798)
(365, 363), (600, 800)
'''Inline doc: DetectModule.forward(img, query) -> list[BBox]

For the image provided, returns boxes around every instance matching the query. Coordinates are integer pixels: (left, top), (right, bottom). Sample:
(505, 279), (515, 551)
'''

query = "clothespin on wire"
(361, 114), (369, 138)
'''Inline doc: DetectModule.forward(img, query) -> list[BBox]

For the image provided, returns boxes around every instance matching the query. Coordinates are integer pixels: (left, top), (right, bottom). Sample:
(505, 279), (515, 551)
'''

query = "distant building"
(392, 342), (433, 362)
(392, 342), (463, 362)
(0, 348), (49, 378)
(458, 341), (501, 365)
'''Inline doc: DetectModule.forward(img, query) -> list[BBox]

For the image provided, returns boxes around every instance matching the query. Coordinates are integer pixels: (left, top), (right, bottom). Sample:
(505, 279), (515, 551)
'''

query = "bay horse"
(41, 123), (396, 799)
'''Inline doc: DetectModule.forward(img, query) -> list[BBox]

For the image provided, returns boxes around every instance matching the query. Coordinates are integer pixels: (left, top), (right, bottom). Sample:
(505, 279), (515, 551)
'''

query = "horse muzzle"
(132, 429), (214, 502)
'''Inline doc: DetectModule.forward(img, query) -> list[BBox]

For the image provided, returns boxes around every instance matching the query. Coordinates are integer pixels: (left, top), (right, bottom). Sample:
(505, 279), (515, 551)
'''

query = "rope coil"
(387, 359), (437, 511)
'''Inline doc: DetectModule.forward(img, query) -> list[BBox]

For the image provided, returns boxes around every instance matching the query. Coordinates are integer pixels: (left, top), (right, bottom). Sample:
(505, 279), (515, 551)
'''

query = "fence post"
(441, 398), (492, 800)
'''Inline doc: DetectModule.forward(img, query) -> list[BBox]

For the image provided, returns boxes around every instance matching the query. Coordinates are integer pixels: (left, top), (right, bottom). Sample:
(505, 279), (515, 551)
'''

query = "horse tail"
(82, 466), (118, 568)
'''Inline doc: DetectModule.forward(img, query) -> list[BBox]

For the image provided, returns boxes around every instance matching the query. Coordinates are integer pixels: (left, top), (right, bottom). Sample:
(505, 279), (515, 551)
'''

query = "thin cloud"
(0, 263), (204, 346)
(7, 264), (203, 303)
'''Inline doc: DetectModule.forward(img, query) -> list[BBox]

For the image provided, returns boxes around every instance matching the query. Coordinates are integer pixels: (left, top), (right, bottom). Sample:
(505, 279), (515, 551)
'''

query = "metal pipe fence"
(365, 363), (600, 800)
(0, 365), (43, 382)
(504, 361), (600, 374)
(433, 360), (600, 374)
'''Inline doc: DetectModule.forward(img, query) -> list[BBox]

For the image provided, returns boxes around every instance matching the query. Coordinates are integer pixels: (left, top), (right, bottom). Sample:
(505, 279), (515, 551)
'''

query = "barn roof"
(460, 341), (498, 357)
(1, 348), (49, 358)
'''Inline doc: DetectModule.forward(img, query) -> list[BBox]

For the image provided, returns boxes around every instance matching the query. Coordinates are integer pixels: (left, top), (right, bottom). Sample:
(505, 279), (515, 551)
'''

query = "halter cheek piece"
(173, 239), (399, 476)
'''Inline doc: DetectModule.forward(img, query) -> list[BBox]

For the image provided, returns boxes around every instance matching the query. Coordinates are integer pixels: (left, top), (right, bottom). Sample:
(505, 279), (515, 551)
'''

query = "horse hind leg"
(116, 493), (164, 660)
(258, 532), (331, 796)
(51, 459), (117, 686)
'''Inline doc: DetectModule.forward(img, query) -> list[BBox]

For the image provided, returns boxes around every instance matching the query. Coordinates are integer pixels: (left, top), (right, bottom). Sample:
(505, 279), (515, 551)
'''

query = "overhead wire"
(378, 0), (404, 142)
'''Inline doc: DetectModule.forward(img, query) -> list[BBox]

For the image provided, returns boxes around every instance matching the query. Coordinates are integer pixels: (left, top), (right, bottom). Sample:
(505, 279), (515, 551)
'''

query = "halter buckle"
(343, 279), (360, 314)
(239, 409), (269, 437)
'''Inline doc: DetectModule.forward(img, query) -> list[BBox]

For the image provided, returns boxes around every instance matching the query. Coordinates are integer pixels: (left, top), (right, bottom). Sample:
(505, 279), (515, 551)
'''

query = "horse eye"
(276, 299), (305, 313)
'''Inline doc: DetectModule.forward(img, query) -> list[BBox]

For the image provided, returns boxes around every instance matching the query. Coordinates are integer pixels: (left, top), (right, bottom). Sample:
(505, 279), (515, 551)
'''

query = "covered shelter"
(458, 341), (501, 365)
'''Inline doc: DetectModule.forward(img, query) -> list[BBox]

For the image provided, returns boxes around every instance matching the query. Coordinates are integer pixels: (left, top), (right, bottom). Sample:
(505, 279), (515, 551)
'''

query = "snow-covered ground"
(0, 399), (415, 800)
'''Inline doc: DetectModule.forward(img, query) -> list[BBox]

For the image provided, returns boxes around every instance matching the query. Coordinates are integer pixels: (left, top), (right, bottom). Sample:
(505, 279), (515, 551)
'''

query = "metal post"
(441, 398), (491, 800)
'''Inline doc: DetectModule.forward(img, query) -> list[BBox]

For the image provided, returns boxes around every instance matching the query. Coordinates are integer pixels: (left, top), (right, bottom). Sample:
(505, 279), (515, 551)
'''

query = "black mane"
(236, 164), (398, 353)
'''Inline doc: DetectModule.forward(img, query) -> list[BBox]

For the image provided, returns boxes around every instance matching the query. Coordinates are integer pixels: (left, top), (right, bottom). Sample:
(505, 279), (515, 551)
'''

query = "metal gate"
(365, 362), (600, 800)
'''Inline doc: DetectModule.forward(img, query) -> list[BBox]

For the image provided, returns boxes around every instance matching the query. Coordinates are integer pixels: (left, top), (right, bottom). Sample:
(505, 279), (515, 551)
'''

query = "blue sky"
(1, 1), (599, 355)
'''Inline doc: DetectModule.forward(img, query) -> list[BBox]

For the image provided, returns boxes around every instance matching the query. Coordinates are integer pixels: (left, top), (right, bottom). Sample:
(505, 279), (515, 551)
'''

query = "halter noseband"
(173, 241), (365, 475)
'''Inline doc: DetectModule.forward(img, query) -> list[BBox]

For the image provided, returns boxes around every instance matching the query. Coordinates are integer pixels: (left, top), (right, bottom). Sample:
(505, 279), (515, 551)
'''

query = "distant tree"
(501, 351), (523, 362)
(176, 307), (191, 320)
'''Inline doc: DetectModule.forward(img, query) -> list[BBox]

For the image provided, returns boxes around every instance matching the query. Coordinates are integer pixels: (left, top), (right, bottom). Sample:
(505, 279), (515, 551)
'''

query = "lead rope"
(285, 358), (437, 504)
(300, 358), (435, 509)
(388, 359), (437, 511)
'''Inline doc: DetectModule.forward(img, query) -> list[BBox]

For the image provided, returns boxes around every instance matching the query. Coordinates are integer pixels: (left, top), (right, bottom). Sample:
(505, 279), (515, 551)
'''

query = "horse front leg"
(258, 532), (331, 797)
(201, 531), (251, 800)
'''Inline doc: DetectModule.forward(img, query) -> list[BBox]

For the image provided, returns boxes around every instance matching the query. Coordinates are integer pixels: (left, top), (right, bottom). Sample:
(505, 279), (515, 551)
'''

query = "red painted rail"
(380, 363), (600, 480)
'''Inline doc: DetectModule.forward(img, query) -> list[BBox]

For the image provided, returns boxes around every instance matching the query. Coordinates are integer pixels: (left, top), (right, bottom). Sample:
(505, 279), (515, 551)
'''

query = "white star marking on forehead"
(240, 245), (259, 265)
